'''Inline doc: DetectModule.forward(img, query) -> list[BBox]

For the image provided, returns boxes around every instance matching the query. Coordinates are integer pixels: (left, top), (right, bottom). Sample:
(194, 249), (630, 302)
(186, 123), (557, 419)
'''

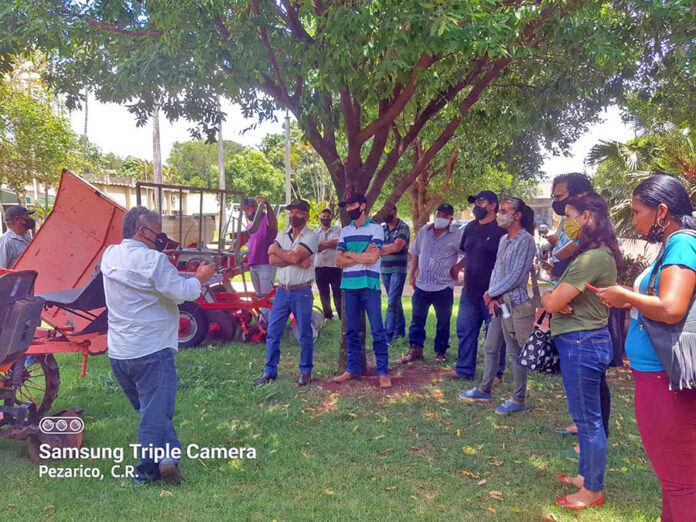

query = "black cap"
(338, 192), (367, 208)
(4, 205), (35, 222)
(467, 190), (499, 204)
(286, 199), (310, 212)
(436, 203), (455, 216)
(241, 197), (257, 207)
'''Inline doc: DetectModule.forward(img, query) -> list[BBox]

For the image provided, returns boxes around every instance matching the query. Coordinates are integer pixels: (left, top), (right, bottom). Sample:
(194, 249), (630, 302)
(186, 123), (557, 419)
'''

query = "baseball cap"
(338, 192), (367, 208)
(241, 197), (257, 207)
(467, 190), (499, 204)
(5, 205), (35, 222)
(436, 203), (455, 216)
(286, 199), (310, 212)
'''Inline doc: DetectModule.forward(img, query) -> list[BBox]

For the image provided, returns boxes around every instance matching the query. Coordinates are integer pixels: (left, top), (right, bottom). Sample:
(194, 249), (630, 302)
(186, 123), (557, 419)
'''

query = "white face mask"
(433, 217), (450, 229)
(496, 214), (514, 229)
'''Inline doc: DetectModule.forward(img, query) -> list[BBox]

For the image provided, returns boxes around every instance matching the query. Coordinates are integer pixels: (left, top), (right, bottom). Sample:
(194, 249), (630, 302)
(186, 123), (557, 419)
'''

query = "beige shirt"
(314, 225), (341, 268)
(274, 225), (320, 286)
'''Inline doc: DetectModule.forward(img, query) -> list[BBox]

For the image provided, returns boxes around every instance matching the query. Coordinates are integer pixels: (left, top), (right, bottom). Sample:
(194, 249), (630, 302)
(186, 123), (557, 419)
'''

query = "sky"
(69, 94), (636, 178)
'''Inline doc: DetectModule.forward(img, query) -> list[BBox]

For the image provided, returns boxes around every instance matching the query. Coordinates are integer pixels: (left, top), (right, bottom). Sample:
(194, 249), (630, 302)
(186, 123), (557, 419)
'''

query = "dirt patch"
(315, 363), (448, 397)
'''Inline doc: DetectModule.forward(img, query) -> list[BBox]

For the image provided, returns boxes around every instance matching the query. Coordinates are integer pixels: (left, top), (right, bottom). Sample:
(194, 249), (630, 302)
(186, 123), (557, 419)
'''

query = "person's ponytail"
(504, 197), (535, 235)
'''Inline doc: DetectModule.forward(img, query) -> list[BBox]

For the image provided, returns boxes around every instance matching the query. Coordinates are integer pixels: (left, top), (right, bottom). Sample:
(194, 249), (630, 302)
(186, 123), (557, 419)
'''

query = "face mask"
(472, 206), (488, 221)
(433, 217), (450, 229)
(290, 216), (307, 228)
(552, 200), (567, 216)
(23, 217), (36, 230)
(143, 226), (173, 252)
(383, 214), (395, 224)
(563, 218), (582, 240)
(245, 209), (256, 221)
(644, 212), (666, 244)
(496, 214), (513, 229)
(320, 218), (332, 227)
(347, 207), (363, 221)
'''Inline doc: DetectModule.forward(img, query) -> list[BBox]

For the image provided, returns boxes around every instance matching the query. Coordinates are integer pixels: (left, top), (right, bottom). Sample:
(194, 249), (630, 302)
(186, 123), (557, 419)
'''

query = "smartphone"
(585, 283), (600, 293)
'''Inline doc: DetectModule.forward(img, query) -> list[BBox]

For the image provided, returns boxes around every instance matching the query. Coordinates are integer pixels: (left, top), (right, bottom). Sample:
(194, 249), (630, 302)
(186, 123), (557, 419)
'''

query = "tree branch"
(277, 0), (315, 43)
(51, 7), (162, 37)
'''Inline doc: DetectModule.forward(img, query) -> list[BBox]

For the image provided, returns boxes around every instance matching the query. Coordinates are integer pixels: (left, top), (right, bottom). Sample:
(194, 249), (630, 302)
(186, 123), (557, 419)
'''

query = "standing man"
(332, 192), (391, 388)
(241, 196), (278, 325)
(0, 205), (35, 268)
(102, 206), (216, 484)
(380, 205), (410, 346)
(314, 208), (342, 320)
(402, 203), (463, 364)
(252, 199), (319, 387)
(445, 191), (507, 380)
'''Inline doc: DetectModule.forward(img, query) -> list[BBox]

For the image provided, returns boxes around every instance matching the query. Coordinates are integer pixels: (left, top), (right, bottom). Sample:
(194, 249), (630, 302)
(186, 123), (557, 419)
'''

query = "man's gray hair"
(122, 206), (161, 239)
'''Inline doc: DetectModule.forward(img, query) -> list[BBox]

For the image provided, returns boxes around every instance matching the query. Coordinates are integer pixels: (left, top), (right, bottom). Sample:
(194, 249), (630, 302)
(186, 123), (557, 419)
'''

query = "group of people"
(6, 170), (692, 518)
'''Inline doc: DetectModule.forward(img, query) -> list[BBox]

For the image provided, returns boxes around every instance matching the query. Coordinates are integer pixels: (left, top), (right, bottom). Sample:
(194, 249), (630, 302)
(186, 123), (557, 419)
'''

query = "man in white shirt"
(101, 206), (216, 485)
(0, 205), (35, 268)
(314, 208), (342, 320)
(252, 199), (319, 387)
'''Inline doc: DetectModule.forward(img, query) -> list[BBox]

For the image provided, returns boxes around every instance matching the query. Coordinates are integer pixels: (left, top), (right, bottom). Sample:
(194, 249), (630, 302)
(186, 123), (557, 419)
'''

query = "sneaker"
(434, 353), (447, 363)
(495, 399), (526, 415)
(459, 388), (491, 401)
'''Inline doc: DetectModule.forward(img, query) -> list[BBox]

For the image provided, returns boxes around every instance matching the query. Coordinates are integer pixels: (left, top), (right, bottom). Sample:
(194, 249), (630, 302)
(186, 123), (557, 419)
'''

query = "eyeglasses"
(551, 191), (569, 202)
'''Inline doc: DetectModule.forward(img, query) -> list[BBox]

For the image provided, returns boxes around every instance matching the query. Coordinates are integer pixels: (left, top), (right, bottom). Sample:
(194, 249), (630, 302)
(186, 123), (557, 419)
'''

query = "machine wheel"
(289, 310), (323, 343)
(178, 302), (209, 348)
(206, 310), (238, 341)
(0, 354), (61, 415)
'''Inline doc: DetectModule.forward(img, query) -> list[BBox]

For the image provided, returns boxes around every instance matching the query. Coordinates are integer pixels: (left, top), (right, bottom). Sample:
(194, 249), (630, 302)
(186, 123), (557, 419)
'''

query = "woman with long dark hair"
(460, 197), (536, 414)
(541, 192), (620, 510)
(597, 175), (696, 521)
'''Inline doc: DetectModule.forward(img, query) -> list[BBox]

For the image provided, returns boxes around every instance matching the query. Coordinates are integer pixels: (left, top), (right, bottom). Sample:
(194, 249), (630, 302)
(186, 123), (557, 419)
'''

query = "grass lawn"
(1, 296), (660, 521)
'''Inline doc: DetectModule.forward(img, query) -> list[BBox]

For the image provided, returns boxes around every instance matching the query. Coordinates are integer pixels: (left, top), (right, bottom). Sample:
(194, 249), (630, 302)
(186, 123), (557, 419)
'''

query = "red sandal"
(555, 493), (604, 510)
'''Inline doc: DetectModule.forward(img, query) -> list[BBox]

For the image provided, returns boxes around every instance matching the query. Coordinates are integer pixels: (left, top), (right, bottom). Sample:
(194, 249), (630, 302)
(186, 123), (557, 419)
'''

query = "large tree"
(9, 1), (649, 218)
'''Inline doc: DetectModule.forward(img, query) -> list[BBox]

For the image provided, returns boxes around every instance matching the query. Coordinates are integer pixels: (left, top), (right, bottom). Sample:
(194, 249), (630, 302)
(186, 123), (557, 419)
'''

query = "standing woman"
(597, 175), (696, 522)
(541, 192), (620, 510)
(460, 197), (536, 415)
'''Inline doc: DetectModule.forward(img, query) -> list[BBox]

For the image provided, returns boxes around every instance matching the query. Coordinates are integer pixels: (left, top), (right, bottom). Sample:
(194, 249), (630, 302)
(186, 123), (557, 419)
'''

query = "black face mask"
(552, 199), (567, 216)
(347, 207), (363, 220)
(383, 214), (395, 224)
(143, 226), (173, 252)
(472, 206), (487, 221)
(644, 212), (667, 244)
(23, 217), (36, 230)
(320, 218), (332, 227)
(290, 216), (307, 228)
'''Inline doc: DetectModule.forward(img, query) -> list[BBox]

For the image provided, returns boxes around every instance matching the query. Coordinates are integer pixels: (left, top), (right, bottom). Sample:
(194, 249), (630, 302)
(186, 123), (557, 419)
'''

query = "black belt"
(277, 282), (312, 291)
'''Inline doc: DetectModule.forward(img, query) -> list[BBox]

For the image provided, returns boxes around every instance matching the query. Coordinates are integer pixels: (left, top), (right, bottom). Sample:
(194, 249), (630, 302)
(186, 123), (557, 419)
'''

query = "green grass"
(1, 296), (660, 521)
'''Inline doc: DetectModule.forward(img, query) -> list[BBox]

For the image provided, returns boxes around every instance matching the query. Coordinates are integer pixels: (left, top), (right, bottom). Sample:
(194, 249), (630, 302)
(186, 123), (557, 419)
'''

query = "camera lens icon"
(39, 416), (84, 435)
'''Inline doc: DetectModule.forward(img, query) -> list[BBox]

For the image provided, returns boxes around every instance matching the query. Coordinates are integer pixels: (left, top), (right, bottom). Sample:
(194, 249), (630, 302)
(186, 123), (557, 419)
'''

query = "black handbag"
(641, 230), (696, 390)
(517, 311), (560, 374)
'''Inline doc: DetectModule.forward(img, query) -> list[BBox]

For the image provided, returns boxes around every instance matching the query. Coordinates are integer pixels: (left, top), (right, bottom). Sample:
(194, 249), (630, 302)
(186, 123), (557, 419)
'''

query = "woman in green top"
(541, 192), (620, 510)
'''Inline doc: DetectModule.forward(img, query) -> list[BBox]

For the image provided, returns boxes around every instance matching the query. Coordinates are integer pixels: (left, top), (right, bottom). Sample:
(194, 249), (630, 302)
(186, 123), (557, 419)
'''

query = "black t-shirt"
(459, 219), (507, 300)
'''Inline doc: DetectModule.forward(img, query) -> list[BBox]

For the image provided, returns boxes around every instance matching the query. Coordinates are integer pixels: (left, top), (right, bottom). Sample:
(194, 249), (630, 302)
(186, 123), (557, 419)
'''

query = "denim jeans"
(455, 291), (506, 378)
(344, 288), (389, 376)
(382, 271), (407, 343)
(250, 263), (277, 325)
(408, 286), (453, 355)
(264, 286), (314, 377)
(555, 327), (612, 492)
(109, 348), (180, 479)
(315, 266), (342, 319)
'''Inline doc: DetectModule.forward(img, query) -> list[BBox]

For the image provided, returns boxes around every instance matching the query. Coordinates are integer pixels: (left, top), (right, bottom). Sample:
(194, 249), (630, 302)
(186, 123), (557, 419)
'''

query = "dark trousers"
(315, 266), (342, 319)
(382, 271), (407, 343)
(109, 348), (180, 480)
(408, 286), (453, 355)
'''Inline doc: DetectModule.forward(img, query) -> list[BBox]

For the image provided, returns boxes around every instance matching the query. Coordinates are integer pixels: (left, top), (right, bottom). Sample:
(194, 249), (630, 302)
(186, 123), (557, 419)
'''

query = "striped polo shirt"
(410, 224), (463, 292)
(381, 219), (410, 274)
(337, 218), (384, 290)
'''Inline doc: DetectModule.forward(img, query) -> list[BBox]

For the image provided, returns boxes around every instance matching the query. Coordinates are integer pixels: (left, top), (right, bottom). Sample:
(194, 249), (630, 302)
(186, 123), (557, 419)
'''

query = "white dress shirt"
(101, 239), (202, 359)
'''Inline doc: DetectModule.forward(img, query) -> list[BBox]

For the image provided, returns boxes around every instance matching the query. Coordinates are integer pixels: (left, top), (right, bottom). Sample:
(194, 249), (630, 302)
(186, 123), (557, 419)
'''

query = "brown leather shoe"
(159, 462), (183, 484)
(297, 373), (312, 386)
(378, 375), (392, 388)
(492, 376), (502, 387)
(332, 371), (360, 383)
(400, 345), (424, 364)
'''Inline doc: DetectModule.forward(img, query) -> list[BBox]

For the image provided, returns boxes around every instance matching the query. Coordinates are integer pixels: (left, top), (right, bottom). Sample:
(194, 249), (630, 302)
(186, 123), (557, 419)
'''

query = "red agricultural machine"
(0, 170), (321, 459)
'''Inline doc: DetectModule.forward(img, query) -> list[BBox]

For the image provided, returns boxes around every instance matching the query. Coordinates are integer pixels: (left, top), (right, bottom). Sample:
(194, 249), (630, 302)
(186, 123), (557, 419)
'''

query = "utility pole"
(217, 95), (226, 251)
(284, 110), (291, 204)
(152, 103), (163, 212)
(82, 87), (89, 171)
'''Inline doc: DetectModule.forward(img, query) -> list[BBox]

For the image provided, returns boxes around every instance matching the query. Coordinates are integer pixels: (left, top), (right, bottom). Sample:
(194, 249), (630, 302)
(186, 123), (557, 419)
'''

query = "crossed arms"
(268, 242), (312, 269)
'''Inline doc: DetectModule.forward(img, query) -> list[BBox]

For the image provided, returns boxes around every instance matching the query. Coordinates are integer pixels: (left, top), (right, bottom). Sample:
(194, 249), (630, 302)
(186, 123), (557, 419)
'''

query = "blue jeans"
(555, 328), (612, 492)
(110, 348), (180, 479)
(455, 292), (506, 378)
(264, 286), (314, 376)
(382, 272), (407, 343)
(344, 288), (389, 376)
(408, 286), (453, 355)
